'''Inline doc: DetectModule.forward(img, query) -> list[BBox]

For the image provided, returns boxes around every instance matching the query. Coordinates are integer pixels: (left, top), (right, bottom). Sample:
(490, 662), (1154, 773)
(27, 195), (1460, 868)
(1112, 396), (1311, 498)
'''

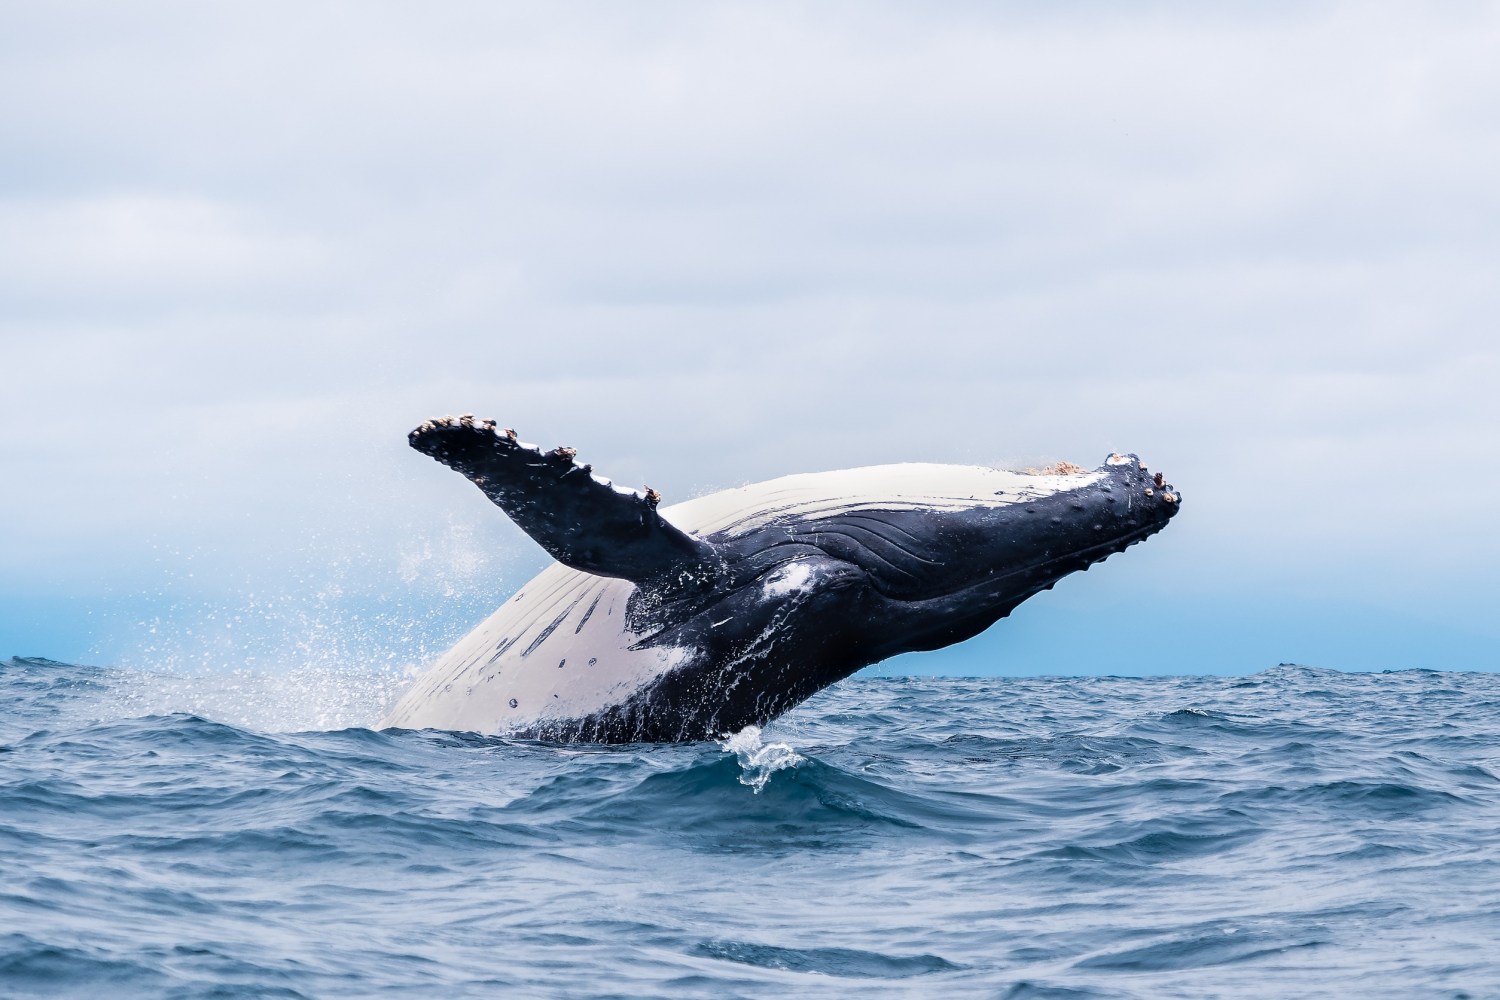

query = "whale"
(381, 416), (1182, 742)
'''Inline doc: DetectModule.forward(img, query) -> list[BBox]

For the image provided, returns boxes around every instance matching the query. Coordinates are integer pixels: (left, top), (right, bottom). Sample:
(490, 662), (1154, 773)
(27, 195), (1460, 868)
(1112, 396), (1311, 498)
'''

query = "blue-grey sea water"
(2, 657), (1498, 999)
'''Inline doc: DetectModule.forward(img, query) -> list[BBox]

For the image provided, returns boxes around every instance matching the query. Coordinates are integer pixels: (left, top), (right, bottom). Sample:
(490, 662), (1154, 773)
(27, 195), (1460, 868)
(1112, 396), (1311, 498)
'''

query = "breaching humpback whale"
(382, 416), (1182, 742)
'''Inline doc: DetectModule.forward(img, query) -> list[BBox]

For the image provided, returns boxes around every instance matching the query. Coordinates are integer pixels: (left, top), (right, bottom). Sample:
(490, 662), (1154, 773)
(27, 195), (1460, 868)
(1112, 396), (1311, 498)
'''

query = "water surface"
(3, 658), (1497, 998)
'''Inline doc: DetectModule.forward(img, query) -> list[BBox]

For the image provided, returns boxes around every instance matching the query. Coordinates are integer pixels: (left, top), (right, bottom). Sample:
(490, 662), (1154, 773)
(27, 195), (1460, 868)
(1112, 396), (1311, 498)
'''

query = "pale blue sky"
(2, 2), (1497, 676)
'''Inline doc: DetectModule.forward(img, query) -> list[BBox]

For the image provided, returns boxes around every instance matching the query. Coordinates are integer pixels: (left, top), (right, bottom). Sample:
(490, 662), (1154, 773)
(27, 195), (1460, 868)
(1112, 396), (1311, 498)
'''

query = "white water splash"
(761, 560), (813, 598)
(110, 661), (416, 733)
(98, 594), (447, 732)
(69, 506), (530, 733)
(720, 725), (803, 793)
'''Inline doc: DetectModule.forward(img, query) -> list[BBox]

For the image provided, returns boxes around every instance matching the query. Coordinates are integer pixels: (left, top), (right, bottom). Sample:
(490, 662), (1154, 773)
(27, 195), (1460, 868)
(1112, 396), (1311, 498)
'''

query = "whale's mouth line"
(884, 516), (1172, 610)
(1030, 518), (1171, 574)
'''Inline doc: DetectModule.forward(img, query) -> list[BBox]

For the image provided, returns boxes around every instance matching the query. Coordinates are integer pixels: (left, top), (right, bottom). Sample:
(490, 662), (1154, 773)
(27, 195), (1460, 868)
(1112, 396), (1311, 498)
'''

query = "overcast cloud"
(3, 2), (1497, 674)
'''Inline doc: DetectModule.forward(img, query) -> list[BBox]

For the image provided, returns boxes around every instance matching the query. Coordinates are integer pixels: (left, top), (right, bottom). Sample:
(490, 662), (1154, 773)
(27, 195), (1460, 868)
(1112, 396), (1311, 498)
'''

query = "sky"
(2, 2), (1497, 677)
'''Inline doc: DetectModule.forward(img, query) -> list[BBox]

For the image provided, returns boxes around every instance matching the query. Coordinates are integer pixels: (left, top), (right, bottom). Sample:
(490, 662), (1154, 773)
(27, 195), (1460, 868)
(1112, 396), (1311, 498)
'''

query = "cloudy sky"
(3, 2), (1497, 677)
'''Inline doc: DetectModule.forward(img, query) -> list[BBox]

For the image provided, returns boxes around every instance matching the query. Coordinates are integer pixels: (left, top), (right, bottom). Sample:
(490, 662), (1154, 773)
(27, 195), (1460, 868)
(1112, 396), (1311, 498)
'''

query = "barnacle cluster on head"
(1022, 460), (1086, 476)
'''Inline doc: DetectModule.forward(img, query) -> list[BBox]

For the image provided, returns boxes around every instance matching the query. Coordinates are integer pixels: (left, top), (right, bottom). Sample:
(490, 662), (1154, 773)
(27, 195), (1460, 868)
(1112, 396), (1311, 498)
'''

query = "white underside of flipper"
(381, 463), (1099, 735)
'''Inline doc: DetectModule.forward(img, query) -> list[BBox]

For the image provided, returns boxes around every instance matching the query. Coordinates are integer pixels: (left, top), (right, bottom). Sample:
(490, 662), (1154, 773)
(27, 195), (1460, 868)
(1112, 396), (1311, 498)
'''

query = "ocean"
(2, 657), (1497, 999)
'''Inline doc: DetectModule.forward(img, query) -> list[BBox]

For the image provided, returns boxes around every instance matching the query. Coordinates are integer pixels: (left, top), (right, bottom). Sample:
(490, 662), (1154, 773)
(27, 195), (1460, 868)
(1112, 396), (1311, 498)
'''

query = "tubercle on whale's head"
(1101, 452), (1182, 515)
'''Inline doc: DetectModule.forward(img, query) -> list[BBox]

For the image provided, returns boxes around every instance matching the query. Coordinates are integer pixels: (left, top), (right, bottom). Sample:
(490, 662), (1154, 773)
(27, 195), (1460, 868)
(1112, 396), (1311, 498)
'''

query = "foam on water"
(719, 724), (804, 792)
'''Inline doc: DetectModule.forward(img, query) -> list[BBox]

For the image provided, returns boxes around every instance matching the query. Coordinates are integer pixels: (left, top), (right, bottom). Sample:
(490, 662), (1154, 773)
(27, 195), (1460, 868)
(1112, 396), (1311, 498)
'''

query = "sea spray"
(108, 660), (415, 732)
(720, 724), (804, 792)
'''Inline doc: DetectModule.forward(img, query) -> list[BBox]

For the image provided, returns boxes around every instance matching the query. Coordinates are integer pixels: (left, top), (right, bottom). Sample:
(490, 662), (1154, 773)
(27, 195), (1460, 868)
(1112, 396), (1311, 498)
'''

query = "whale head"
(959, 452), (1182, 582)
(880, 452), (1181, 656)
(701, 454), (1181, 663)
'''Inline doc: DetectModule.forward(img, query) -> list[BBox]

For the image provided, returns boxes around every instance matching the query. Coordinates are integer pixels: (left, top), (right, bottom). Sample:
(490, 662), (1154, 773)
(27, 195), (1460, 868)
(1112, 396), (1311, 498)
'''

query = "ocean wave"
(689, 938), (963, 978)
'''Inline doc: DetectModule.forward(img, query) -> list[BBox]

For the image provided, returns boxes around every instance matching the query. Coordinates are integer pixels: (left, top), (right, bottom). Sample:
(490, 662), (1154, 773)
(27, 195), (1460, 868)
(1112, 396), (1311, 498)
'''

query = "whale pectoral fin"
(409, 416), (719, 584)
